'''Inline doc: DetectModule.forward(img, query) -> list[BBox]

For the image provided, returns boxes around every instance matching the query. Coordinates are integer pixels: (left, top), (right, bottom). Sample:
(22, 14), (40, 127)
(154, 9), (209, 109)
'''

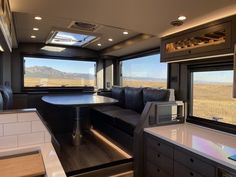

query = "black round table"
(42, 94), (118, 145)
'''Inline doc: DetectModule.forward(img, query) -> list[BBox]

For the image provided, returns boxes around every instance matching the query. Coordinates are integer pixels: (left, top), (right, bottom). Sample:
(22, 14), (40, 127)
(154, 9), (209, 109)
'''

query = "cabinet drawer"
(174, 149), (215, 177)
(146, 147), (173, 175)
(146, 161), (172, 177)
(174, 162), (204, 177)
(145, 135), (174, 159)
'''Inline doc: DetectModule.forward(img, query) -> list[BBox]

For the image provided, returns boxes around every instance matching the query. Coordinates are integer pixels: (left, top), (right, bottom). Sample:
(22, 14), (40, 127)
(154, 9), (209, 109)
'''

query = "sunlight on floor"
(91, 129), (132, 158)
(110, 171), (133, 177)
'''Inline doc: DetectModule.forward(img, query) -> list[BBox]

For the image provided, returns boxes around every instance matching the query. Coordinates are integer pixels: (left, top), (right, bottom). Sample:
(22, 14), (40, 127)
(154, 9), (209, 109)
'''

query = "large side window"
(190, 69), (236, 125)
(121, 53), (167, 88)
(23, 56), (96, 88)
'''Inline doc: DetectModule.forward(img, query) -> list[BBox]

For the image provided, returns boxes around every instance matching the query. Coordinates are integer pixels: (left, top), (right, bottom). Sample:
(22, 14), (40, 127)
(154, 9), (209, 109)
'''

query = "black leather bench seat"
(92, 86), (175, 152)
(93, 105), (122, 112)
(93, 108), (140, 136)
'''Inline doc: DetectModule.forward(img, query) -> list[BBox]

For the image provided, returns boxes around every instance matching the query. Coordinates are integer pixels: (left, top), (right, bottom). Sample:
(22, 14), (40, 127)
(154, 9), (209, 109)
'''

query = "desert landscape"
(193, 83), (236, 125)
(122, 80), (166, 88)
(24, 77), (95, 87)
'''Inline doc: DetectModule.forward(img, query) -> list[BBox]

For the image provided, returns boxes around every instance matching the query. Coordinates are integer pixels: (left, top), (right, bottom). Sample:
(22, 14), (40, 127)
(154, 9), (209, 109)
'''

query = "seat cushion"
(111, 86), (125, 107)
(93, 105), (123, 112)
(104, 109), (140, 136)
(143, 88), (170, 105)
(124, 87), (144, 113)
(92, 105), (125, 124)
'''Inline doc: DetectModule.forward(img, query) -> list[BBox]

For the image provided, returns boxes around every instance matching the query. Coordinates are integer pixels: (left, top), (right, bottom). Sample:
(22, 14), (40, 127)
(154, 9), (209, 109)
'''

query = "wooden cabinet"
(160, 15), (236, 62)
(144, 134), (174, 177)
(143, 133), (236, 177)
(174, 148), (215, 177)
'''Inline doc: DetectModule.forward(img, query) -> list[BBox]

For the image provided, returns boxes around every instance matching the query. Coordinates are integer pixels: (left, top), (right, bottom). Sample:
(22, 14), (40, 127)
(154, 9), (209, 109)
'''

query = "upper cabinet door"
(161, 20), (233, 62)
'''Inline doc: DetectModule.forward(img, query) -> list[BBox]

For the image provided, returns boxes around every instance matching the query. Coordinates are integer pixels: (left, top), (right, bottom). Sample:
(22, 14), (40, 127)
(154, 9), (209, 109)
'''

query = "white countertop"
(0, 143), (66, 177)
(145, 123), (236, 170)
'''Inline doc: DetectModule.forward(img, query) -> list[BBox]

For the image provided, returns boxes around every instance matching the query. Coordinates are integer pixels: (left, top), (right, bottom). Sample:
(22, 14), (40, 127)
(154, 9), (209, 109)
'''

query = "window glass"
(121, 54), (167, 88)
(192, 70), (236, 125)
(24, 57), (96, 87)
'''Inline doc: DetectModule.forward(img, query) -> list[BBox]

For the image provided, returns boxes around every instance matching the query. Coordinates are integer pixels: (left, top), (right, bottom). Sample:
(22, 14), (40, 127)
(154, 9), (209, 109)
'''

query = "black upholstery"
(92, 105), (125, 124)
(111, 86), (125, 107)
(112, 109), (140, 136)
(0, 85), (13, 110)
(124, 87), (143, 113)
(93, 105), (123, 112)
(92, 86), (175, 153)
(143, 87), (170, 105)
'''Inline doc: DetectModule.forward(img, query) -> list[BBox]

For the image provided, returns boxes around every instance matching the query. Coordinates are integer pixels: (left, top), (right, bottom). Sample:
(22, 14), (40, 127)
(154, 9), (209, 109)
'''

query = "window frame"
(21, 54), (98, 92)
(186, 58), (236, 134)
(119, 49), (170, 88)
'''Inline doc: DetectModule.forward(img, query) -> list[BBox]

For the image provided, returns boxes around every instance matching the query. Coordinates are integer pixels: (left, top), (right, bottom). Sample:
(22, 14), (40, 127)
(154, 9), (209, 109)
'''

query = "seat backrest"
(111, 85), (125, 107)
(0, 85), (13, 110)
(142, 87), (175, 106)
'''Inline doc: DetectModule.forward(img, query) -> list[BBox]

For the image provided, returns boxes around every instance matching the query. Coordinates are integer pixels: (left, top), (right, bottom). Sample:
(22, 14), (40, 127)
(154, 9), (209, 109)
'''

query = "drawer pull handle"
(190, 172), (194, 176)
(157, 154), (160, 158)
(190, 158), (194, 163)
(157, 143), (161, 146)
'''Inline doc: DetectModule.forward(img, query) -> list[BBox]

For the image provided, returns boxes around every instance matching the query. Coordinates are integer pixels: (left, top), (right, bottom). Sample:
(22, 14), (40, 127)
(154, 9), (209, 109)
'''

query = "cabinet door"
(145, 134), (174, 159)
(174, 149), (215, 177)
(161, 21), (232, 62)
(146, 147), (173, 175)
(146, 161), (172, 177)
(174, 162), (204, 177)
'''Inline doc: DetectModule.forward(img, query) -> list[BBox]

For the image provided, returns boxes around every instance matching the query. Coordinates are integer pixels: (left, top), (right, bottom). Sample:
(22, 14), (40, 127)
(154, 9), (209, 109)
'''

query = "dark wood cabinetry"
(161, 15), (236, 62)
(144, 133), (236, 177)
(144, 134), (174, 177)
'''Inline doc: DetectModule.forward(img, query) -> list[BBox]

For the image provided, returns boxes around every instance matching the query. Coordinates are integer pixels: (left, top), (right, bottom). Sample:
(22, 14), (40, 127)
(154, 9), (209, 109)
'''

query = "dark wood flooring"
(56, 131), (131, 174)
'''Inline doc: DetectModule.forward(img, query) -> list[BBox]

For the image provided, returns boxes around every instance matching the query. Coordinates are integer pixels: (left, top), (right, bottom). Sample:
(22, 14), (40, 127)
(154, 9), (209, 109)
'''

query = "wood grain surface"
(0, 152), (46, 177)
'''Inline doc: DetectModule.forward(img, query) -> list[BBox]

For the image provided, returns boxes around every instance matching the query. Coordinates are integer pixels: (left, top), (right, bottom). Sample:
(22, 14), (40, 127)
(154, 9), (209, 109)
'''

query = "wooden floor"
(56, 130), (132, 174)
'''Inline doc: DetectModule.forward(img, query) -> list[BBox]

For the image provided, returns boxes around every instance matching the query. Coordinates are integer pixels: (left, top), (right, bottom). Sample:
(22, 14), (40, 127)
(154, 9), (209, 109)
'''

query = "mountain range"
(25, 66), (95, 80)
(25, 66), (168, 82)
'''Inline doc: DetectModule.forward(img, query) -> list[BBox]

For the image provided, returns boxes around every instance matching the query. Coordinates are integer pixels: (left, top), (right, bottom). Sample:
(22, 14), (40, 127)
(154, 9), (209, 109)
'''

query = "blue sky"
(194, 70), (233, 83)
(24, 57), (96, 74)
(122, 54), (167, 79)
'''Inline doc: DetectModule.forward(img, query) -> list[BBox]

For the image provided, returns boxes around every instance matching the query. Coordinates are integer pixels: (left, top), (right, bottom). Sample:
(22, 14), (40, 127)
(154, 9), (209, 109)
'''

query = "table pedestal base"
(72, 107), (81, 146)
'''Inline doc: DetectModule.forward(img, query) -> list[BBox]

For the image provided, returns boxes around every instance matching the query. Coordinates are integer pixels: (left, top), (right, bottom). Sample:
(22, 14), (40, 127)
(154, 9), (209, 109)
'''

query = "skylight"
(49, 31), (97, 47)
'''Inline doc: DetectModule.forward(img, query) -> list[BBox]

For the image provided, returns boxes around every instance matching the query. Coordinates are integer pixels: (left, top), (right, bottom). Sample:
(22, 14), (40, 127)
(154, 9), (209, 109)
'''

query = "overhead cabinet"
(161, 15), (236, 62)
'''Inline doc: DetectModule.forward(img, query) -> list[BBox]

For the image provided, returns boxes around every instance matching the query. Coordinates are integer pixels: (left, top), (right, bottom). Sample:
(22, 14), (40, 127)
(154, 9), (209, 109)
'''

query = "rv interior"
(0, 0), (236, 177)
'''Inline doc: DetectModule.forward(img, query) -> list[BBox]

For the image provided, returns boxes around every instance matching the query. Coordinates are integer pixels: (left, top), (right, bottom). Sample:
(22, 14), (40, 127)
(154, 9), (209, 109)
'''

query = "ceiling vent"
(69, 21), (99, 32)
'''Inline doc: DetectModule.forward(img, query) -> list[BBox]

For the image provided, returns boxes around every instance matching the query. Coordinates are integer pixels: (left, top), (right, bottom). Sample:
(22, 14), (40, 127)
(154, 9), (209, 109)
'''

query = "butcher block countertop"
(0, 151), (46, 177)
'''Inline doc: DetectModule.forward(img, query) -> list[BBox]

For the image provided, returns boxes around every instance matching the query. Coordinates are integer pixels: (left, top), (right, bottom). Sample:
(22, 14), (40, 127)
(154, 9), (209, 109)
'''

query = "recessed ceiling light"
(178, 16), (187, 21)
(123, 31), (129, 35)
(97, 43), (102, 46)
(31, 35), (36, 39)
(34, 16), (42, 20)
(108, 38), (113, 42)
(33, 28), (39, 31)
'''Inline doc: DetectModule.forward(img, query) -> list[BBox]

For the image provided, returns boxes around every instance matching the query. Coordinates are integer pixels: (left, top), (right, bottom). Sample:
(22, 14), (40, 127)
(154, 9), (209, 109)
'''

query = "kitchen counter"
(0, 143), (66, 177)
(145, 123), (236, 170)
(0, 109), (66, 177)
